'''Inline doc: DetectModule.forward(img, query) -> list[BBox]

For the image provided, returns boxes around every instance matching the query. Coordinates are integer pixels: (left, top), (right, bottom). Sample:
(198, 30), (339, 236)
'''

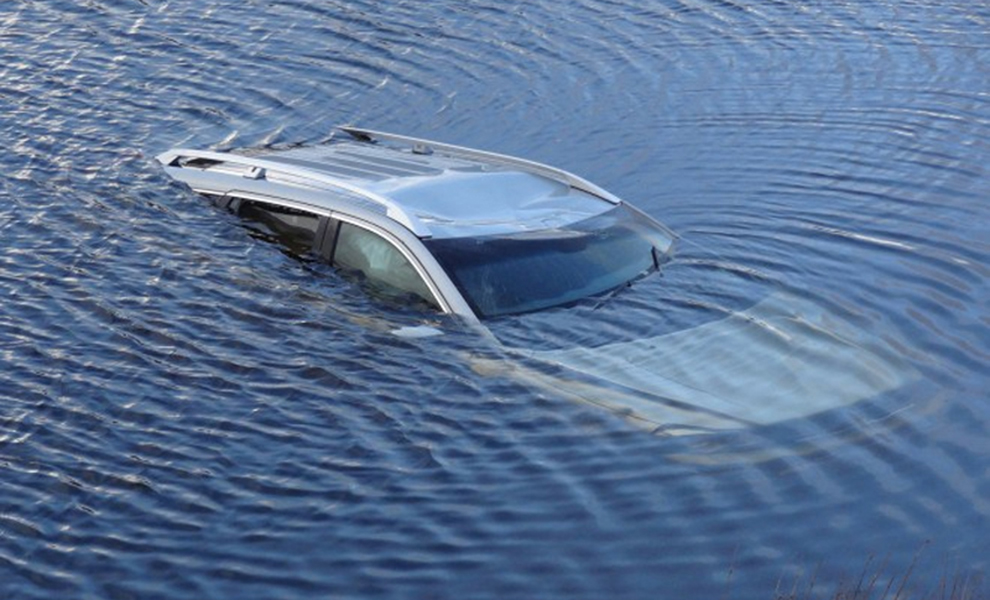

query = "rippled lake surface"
(2, 1), (988, 598)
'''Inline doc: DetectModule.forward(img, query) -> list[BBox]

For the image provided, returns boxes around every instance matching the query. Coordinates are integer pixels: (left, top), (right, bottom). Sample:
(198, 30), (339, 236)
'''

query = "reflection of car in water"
(158, 127), (914, 434)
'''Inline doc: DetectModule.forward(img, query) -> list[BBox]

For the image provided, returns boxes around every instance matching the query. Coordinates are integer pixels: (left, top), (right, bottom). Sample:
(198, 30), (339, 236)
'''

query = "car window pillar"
(314, 217), (340, 262)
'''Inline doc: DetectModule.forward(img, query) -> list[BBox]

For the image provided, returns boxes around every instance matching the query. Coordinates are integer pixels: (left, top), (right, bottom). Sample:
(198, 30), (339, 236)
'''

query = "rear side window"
(238, 200), (320, 253)
(333, 222), (439, 310)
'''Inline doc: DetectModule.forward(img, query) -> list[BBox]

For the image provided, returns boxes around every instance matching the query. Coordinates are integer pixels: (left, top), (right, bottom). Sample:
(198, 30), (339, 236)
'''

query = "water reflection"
(1, 0), (988, 598)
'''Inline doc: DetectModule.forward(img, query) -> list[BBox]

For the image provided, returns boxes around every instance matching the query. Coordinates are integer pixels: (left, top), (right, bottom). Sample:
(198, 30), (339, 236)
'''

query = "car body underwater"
(157, 126), (916, 435)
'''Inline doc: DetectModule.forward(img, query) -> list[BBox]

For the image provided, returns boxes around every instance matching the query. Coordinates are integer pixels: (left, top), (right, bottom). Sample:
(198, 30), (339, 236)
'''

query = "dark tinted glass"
(238, 201), (320, 254)
(425, 205), (673, 318)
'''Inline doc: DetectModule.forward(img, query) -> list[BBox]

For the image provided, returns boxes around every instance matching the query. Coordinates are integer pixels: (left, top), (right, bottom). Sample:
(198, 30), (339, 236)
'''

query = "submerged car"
(158, 127), (915, 434)
(158, 126), (676, 321)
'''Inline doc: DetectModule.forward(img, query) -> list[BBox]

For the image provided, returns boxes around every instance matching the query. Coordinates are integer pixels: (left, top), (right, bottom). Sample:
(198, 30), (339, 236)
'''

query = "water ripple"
(2, 0), (989, 598)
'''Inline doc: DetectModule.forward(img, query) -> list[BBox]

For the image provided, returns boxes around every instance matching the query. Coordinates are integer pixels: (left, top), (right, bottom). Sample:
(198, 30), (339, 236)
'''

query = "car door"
(327, 219), (440, 311)
(223, 195), (452, 315)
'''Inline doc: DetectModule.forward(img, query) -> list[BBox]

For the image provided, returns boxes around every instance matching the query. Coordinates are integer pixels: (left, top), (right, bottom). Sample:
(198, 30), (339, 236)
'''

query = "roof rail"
(338, 126), (622, 205)
(155, 148), (432, 236)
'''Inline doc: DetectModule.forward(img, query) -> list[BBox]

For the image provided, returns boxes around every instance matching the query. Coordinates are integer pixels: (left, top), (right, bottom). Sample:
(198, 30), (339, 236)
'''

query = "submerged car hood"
(513, 292), (916, 433)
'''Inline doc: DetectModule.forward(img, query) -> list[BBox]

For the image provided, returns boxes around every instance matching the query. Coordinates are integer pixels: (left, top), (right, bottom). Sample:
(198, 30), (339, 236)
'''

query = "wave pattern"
(1, 0), (988, 598)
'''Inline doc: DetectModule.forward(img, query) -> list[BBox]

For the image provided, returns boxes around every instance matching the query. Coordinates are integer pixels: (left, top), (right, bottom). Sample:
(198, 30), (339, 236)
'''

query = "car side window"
(333, 222), (439, 310)
(237, 200), (320, 254)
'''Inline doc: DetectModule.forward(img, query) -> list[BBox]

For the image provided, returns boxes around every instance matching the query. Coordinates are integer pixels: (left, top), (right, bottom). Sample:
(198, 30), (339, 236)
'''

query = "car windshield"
(424, 204), (674, 318)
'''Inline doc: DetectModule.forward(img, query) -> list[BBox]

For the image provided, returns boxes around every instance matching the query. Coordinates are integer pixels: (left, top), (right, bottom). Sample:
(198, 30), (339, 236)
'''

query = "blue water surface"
(1, 1), (988, 598)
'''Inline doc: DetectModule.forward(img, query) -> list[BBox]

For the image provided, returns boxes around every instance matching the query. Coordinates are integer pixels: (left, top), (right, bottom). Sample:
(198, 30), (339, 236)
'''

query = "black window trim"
(314, 217), (340, 263)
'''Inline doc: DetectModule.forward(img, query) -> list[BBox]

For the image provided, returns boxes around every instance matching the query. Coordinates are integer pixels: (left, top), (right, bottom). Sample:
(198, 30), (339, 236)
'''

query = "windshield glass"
(424, 204), (674, 318)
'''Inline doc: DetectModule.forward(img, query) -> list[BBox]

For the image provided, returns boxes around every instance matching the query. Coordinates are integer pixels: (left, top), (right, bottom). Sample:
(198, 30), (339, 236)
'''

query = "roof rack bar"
(155, 149), (431, 237)
(338, 126), (622, 205)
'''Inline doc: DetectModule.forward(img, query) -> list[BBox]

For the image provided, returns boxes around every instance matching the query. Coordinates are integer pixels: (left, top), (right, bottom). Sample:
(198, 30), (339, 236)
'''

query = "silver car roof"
(157, 127), (621, 239)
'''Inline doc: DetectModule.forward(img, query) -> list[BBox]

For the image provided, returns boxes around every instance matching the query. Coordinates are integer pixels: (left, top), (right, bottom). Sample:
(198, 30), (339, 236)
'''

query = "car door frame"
(214, 190), (479, 322)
